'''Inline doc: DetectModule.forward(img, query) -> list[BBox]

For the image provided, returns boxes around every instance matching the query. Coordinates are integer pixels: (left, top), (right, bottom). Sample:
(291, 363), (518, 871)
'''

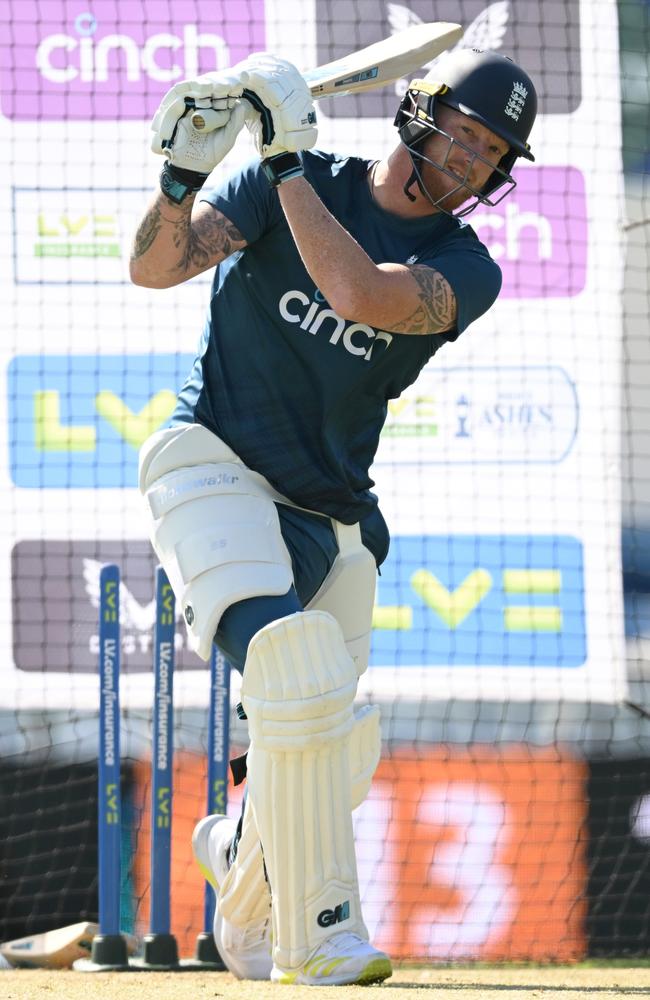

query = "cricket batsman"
(131, 46), (537, 985)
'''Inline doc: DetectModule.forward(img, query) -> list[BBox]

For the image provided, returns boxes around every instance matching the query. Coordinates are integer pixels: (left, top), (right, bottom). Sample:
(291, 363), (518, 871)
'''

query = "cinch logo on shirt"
(278, 290), (393, 362)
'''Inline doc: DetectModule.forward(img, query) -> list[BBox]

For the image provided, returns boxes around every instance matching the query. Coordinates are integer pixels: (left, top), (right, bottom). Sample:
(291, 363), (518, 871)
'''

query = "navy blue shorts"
(214, 503), (388, 672)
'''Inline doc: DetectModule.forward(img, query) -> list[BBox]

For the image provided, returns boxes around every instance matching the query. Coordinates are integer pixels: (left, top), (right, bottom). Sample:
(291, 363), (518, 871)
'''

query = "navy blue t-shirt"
(173, 151), (501, 525)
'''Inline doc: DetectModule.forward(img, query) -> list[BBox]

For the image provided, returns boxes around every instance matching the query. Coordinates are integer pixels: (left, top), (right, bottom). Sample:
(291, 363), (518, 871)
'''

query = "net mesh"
(1, 0), (649, 962)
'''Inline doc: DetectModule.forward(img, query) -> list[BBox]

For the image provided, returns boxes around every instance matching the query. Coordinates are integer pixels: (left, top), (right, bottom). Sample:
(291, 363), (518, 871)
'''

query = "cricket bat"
(190, 21), (463, 132)
(0, 921), (137, 969)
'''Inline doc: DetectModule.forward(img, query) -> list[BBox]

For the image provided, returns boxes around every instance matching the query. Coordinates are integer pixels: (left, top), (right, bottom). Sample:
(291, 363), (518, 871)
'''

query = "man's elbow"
(326, 285), (368, 324)
(326, 267), (395, 325)
(129, 259), (173, 289)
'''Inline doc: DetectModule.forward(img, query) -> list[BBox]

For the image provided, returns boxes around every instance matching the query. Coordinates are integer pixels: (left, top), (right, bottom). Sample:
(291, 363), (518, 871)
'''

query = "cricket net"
(1, 0), (649, 963)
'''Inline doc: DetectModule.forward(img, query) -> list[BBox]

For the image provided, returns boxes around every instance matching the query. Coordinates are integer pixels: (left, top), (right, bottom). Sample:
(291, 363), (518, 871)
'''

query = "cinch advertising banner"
(0, 0), (625, 707)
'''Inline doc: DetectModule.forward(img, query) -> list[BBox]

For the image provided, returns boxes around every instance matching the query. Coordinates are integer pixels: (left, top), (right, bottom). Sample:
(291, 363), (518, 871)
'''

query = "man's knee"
(216, 590), (303, 673)
(242, 610), (358, 735)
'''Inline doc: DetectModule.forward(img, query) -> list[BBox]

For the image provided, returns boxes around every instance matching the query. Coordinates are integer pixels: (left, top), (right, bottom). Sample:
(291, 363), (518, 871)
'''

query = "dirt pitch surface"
(2, 966), (650, 1000)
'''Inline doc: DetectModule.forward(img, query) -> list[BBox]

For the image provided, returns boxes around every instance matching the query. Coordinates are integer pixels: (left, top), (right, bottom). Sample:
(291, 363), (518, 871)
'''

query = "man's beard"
(414, 161), (477, 213)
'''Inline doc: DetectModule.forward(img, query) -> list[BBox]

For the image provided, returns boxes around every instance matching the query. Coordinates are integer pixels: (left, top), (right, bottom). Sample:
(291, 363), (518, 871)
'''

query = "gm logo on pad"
(317, 901), (350, 927)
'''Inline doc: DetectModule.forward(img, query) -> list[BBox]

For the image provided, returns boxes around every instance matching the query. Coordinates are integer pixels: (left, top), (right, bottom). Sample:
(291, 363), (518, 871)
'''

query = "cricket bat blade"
(0, 921), (137, 969)
(190, 21), (462, 132)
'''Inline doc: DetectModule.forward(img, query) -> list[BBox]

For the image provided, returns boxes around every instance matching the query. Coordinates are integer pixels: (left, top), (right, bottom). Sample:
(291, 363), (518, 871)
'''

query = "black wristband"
(261, 152), (304, 188)
(160, 160), (209, 204)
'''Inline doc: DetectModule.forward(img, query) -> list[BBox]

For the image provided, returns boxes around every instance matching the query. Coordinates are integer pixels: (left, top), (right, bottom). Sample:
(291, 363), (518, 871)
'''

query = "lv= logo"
(374, 568), (563, 633)
(33, 389), (177, 450)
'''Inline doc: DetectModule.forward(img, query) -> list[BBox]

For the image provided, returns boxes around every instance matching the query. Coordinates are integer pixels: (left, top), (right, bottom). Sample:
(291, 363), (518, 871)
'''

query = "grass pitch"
(2, 965), (650, 1000)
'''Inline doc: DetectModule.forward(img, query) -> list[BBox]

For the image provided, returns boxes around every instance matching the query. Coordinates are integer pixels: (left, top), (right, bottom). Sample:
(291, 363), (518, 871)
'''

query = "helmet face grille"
(404, 115), (517, 217)
(395, 88), (518, 216)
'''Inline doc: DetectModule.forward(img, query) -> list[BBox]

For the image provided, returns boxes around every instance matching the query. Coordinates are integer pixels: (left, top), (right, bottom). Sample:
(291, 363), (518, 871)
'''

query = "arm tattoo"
(175, 210), (246, 274)
(130, 198), (246, 279)
(131, 205), (163, 261)
(390, 265), (457, 334)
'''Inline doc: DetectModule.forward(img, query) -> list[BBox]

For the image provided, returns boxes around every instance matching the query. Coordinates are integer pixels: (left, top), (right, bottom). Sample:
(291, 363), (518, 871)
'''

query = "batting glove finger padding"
(151, 68), (245, 138)
(150, 67), (249, 173)
(151, 99), (248, 175)
(240, 55), (318, 157)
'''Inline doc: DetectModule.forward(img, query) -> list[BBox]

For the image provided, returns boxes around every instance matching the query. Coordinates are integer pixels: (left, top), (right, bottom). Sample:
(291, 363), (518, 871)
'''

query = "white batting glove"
(239, 55), (317, 158)
(151, 68), (247, 174)
(155, 99), (249, 175)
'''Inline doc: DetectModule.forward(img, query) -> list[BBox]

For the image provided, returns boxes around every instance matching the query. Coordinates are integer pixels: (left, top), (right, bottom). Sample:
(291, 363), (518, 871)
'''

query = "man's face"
(417, 104), (510, 213)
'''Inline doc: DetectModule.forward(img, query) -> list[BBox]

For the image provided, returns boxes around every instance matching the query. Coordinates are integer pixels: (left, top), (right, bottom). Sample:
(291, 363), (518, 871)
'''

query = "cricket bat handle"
(189, 106), (233, 132)
(189, 89), (299, 135)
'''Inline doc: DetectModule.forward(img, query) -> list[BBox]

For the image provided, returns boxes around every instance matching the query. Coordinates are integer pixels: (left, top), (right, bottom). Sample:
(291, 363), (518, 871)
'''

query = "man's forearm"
(278, 176), (456, 335)
(129, 189), (197, 289)
(277, 178), (378, 318)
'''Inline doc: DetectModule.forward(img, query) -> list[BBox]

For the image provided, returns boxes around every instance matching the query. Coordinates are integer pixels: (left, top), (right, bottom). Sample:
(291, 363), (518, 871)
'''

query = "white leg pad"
(218, 795), (271, 926)
(241, 610), (367, 971)
(218, 703), (381, 929)
(307, 522), (377, 677)
(348, 704), (381, 805)
(138, 425), (293, 660)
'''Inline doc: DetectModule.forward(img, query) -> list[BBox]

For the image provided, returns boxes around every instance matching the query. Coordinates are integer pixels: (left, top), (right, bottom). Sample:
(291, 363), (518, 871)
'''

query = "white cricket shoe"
(271, 932), (392, 986)
(192, 814), (272, 980)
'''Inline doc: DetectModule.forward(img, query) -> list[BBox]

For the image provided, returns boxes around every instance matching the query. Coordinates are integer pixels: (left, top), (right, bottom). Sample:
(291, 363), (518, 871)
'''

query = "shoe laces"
(315, 932), (368, 959)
